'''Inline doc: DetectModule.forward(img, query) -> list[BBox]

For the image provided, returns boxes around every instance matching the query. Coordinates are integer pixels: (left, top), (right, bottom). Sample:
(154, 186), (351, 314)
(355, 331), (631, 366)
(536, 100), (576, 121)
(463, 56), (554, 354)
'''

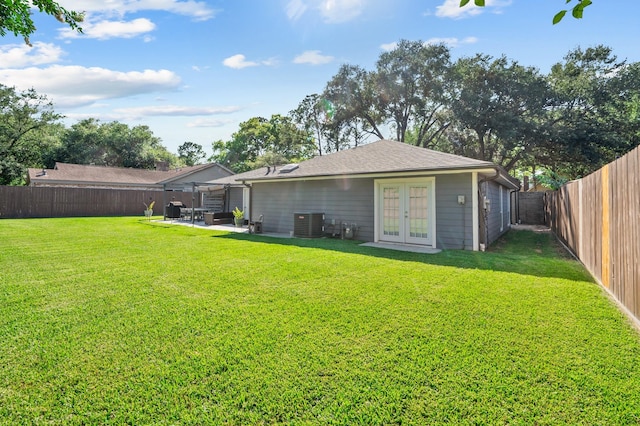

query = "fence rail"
(0, 186), (198, 219)
(545, 146), (640, 325)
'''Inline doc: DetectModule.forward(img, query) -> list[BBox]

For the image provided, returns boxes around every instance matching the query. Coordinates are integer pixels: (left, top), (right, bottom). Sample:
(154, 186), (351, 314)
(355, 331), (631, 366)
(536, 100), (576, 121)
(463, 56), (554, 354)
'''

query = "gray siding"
(172, 164), (233, 185)
(434, 173), (475, 250)
(246, 172), (510, 250)
(228, 187), (244, 214)
(483, 180), (512, 245)
(250, 178), (375, 241)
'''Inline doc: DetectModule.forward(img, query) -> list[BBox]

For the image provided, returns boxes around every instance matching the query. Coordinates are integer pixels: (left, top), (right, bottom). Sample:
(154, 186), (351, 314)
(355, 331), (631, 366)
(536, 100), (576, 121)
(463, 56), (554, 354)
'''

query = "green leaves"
(0, 0), (83, 45)
(553, 0), (593, 24)
(460, 0), (593, 24)
(459, 0), (485, 6)
(177, 141), (205, 166)
(0, 85), (62, 185)
(553, 10), (567, 24)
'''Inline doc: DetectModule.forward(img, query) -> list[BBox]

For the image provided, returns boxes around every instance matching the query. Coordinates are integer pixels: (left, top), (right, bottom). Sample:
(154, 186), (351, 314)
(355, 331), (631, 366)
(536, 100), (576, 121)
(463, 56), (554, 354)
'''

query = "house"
(27, 162), (234, 191)
(206, 140), (519, 251)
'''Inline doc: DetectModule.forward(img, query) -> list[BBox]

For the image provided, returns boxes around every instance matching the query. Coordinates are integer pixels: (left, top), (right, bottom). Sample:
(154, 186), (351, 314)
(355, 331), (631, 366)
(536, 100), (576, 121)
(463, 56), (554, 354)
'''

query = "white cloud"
(222, 54), (259, 69)
(380, 42), (397, 52)
(293, 50), (334, 65)
(435, 0), (511, 19)
(187, 118), (235, 128)
(318, 0), (364, 23)
(0, 42), (65, 68)
(54, 1), (217, 39)
(0, 65), (181, 107)
(59, 17), (156, 40)
(425, 36), (479, 48)
(285, 0), (365, 23)
(114, 105), (240, 118)
(59, 0), (219, 21)
(261, 57), (280, 67)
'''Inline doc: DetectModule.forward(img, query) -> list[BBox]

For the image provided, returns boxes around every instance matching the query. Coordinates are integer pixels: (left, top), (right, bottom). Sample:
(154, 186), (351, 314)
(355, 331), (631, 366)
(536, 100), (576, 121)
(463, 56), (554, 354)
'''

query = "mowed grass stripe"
(1, 217), (639, 424)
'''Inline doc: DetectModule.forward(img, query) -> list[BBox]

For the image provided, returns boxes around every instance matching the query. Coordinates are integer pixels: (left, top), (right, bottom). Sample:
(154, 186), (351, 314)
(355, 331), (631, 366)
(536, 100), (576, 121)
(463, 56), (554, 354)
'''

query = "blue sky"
(1, 0), (638, 155)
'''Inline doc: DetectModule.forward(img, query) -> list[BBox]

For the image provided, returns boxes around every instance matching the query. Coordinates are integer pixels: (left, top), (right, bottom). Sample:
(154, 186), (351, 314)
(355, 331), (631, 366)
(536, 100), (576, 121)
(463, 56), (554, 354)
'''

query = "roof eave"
(237, 164), (501, 183)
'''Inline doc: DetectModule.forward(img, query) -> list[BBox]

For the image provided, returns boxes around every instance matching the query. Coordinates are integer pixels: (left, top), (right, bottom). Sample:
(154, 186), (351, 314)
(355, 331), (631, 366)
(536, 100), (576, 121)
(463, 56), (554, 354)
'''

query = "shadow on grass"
(210, 229), (592, 283)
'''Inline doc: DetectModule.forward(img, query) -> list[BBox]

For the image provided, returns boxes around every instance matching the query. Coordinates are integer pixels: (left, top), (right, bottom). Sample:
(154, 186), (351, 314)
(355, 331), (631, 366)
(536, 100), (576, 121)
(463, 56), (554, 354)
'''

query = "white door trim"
(242, 187), (250, 220)
(374, 177), (436, 248)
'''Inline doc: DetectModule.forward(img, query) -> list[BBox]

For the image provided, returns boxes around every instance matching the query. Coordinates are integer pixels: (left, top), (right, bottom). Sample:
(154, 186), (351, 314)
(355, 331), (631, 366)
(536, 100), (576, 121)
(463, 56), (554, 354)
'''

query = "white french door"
(378, 179), (435, 246)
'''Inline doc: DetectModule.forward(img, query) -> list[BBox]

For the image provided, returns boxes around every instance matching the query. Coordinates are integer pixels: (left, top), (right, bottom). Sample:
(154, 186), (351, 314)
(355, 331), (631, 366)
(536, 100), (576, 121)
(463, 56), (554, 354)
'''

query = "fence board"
(545, 145), (640, 325)
(515, 192), (546, 225)
(0, 187), (197, 219)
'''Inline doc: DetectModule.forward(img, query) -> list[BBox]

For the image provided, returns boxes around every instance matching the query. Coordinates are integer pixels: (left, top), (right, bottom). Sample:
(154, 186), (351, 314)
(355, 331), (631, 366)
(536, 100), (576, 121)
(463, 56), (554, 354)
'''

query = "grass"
(1, 217), (640, 424)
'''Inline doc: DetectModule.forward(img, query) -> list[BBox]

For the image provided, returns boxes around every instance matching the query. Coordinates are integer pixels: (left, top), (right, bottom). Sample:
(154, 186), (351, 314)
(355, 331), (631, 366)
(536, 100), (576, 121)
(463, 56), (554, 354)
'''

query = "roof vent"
(279, 164), (299, 174)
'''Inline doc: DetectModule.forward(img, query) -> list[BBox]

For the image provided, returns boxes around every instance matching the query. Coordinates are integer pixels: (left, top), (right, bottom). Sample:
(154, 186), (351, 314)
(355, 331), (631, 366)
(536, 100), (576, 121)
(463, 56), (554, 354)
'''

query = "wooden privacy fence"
(0, 186), (198, 219)
(545, 145), (640, 325)
(512, 191), (546, 225)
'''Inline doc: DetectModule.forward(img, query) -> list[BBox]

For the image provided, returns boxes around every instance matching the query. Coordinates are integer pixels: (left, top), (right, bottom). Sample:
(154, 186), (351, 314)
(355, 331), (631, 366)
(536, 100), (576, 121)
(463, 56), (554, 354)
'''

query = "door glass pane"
(409, 186), (429, 238)
(383, 187), (400, 236)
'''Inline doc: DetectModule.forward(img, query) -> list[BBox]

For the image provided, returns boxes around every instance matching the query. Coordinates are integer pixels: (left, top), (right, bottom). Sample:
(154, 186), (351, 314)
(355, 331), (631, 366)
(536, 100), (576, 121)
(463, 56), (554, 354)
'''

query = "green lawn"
(1, 217), (640, 425)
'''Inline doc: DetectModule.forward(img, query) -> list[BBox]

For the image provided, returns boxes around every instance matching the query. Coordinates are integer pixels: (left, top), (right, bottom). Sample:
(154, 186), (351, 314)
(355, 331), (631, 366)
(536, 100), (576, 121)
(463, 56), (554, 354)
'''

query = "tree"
(323, 64), (386, 144)
(374, 40), (453, 148)
(290, 94), (325, 156)
(459, 0), (593, 24)
(0, 0), (83, 45)
(55, 118), (177, 169)
(211, 115), (314, 173)
(319, 42), (455, 151)
(178, 142), (205, 166)
(290, 93), (368, 155)
(542, 45), (638, 177)
(448, 54), (551, 171)
(0, 84), (62, 185)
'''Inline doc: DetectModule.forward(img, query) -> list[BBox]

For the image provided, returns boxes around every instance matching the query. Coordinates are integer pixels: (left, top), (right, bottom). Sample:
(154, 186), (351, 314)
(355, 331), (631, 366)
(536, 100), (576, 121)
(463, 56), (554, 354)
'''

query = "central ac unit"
(293, 212), (324, 237)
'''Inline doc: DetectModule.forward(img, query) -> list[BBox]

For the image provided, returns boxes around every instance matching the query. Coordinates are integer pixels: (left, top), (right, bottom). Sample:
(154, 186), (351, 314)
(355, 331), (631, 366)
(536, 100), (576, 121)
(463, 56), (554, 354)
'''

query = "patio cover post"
(191, 182), (196, 225)
(162, 184), (167, 220)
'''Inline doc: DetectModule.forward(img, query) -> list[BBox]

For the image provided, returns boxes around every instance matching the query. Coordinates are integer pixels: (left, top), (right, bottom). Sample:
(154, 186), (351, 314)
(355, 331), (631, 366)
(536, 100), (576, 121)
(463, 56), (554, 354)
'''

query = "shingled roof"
(210, 139), (518, 188)
(28, 162), (226, 188)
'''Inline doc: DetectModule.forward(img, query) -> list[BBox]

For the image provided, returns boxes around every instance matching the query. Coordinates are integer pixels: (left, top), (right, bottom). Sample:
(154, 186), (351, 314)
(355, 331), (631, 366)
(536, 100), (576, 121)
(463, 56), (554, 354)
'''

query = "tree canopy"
(286, 42), (639, 180)
(178, 142), (206, 166)
(0, 84), (62, 184)
(0, 0), (83, 45)
(3, 40), (638, 185)
(53, 118), (177, 170)
(211, 114), (315, 173)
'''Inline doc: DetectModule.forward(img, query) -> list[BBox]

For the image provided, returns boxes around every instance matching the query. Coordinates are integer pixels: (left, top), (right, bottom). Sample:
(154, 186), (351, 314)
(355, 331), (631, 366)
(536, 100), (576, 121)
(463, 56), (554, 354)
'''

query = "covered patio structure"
(161, 181), (233, 225)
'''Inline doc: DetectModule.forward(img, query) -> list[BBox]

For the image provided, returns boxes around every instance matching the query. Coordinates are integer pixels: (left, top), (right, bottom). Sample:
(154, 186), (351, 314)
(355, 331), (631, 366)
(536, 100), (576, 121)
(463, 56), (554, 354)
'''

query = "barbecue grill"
(166, 201), (185, 218)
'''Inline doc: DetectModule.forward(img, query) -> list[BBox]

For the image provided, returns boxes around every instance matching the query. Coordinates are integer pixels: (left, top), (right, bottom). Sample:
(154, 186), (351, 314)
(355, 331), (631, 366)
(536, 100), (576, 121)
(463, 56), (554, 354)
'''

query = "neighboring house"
(206, 139), (519, 251)
(27, 162), (234, 191)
